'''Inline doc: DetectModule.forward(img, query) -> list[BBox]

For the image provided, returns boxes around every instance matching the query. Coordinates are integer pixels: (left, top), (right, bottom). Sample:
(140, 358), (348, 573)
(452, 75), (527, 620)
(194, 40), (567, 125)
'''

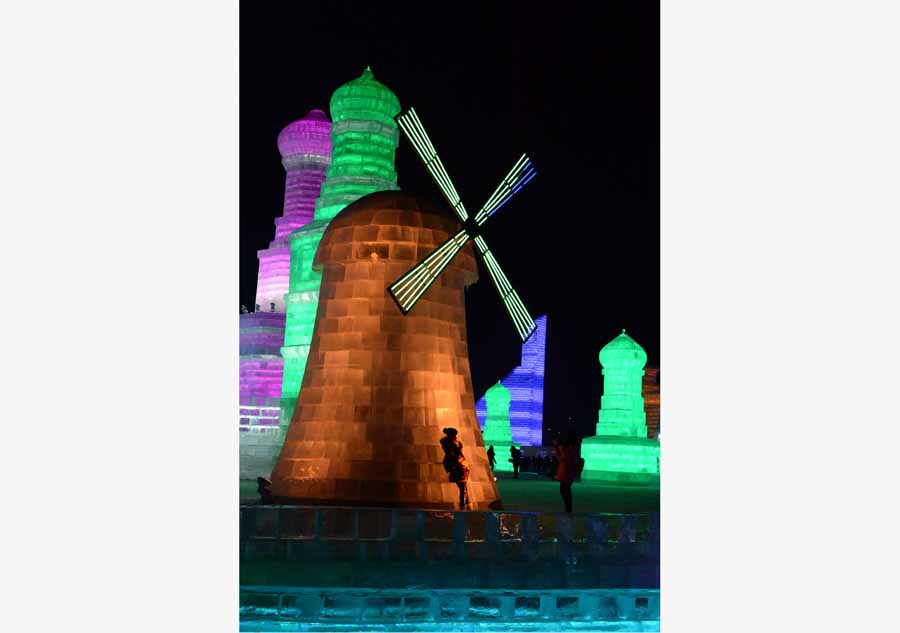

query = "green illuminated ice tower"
(480, 381), (516, 472)
(581, 330), (660, 483)
(280, 67), (401, 429)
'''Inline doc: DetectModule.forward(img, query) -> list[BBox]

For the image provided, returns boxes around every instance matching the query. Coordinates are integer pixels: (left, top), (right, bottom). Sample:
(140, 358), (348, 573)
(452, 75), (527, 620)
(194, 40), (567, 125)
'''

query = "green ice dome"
(599, 329), (648, 370)
(330, 66), (401, 127)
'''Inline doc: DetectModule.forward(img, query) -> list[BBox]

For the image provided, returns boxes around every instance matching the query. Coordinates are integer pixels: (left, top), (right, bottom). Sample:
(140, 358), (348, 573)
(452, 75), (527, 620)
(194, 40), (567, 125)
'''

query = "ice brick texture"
(271, 191), (501, 509)
(239, 312), (287, 404)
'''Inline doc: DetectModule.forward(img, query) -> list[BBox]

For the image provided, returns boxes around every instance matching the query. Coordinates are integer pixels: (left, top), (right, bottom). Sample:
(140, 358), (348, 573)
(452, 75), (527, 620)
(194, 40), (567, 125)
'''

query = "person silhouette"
(440, 427), (471, 510)
(487, 445), (496, 471)
(554, 431), (581, 513)
(256, 477), (273, 505)
(509, 445), (522, 479)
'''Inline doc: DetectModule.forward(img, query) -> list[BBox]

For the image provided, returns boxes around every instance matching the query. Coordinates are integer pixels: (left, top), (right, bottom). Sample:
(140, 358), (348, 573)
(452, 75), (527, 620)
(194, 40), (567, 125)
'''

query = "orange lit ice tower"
(280, 67), (401, 429)
(480, 381), (516, 472)
(239, 110), (331, 479)
(581, 329), (660, 481)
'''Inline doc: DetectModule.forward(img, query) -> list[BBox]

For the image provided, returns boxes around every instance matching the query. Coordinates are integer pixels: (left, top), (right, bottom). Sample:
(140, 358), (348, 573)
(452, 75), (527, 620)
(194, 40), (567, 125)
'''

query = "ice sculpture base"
(580, 436), (659, 484)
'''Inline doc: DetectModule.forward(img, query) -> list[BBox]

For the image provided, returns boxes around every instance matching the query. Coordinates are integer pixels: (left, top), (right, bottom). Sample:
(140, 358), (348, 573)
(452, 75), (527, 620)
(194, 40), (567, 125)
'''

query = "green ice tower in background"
(480, 381), (516, 473)
(581, 330), (660, 483)
(280, 67), (401, 429)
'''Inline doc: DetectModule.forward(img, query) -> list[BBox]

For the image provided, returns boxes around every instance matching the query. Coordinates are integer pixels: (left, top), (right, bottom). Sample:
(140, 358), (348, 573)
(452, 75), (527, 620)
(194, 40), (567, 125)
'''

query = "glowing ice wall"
(280, 67), (401, 428)
(476, 314), (546, 446)
(581, 330), (660, 478)
(480, 382), (514, 472)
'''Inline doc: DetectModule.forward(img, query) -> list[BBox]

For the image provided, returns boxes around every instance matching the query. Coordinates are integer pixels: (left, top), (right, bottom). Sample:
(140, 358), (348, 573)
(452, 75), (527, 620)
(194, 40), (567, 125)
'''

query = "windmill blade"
(472, 236), (537, 342)
(474, 154), (537, 225)
(388, 228), (471, 313)
(397, 108), (470, 223)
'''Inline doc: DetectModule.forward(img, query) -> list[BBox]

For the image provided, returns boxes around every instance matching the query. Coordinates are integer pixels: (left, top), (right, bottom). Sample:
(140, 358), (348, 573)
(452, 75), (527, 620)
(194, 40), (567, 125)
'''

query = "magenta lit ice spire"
(240, 110), (331, 479)
(255, 109), (332, 311)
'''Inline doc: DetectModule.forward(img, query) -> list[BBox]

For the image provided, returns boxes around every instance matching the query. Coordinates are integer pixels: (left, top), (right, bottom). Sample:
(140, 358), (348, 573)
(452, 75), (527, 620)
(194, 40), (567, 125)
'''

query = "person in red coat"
(440, 427), (471, 510)
(554, 431), (581, 513)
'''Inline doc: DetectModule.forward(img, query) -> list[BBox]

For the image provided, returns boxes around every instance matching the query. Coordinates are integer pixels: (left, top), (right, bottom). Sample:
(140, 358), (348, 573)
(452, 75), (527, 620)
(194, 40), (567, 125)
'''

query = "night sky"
(240, 2), (659, 443)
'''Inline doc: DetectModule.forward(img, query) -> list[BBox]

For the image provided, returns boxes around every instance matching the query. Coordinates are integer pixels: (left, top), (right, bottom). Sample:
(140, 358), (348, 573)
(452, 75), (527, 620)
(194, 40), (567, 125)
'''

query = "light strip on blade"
(399, 118), (462, 208)
(503, 294), (534, 341)
(502, 294), (529, 340)
(398, 118), (461, 209)
(477, 166), (537, 224)
(481, 250), (532, 333)
(404, 111), (461, 198)
(478, 155), (529, 217)
(505, 291), (536, 333)
(393, 230), (469, 309)
(399, 115), (469, 222)
(393, 238), (460, 301)
(476, 156), (530, 221)
(478, 156), (530, 218)
(391, 242), (453, 295)
(477, 163), (535, 220)
(397, 237), (468, 309)
(391, 235), (460, 298)
(400, 236), (464, 302)
(406, 112), (469, 218)
(406, 112), (467, 210)
(481, 252), (530, 335)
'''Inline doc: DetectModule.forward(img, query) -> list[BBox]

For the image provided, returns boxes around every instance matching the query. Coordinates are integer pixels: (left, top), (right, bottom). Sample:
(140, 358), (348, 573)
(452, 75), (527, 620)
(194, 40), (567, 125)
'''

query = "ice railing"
(240, 586), (660, 627)
(240, 505), (659, 564)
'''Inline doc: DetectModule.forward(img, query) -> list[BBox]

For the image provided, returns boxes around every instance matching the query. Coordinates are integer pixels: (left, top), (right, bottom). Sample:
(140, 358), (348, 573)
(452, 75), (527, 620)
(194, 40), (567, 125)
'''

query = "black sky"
(240, 1), (659, 443)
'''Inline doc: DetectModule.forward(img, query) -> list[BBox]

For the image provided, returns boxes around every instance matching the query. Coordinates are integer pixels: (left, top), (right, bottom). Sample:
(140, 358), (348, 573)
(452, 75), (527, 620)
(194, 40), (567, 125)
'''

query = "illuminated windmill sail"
(389, 108), (538, 342)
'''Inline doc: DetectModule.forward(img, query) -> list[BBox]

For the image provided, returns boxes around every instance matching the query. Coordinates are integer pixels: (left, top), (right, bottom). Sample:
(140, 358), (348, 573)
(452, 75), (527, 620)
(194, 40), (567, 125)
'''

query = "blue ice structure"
(476, 314), (547, 447)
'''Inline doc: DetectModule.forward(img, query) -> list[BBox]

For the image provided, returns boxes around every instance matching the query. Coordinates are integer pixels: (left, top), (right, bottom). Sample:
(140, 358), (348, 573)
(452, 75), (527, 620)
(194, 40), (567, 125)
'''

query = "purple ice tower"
(240, 110), (331, 478)
(256, 109), (333, 312)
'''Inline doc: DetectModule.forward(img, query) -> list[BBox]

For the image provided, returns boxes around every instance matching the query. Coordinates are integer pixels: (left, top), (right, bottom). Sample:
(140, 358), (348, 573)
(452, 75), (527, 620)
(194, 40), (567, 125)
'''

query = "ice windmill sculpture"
(389, 108), (539, 342)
